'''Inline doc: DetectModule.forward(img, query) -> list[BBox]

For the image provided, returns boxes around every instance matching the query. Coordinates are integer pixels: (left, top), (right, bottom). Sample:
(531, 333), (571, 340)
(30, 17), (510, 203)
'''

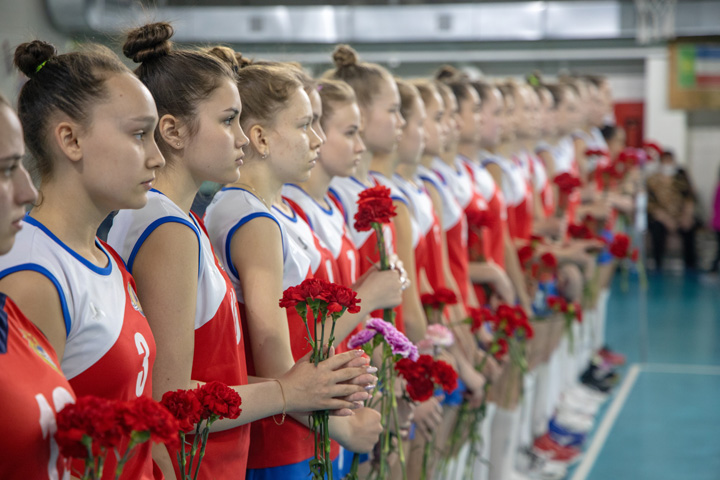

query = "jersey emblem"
(127, 283), (145, 316)
(21, 328), (62, 374)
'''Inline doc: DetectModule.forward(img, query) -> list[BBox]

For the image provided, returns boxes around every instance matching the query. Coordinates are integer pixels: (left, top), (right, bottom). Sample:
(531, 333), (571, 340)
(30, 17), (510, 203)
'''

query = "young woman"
(0, 40), (164, 479)
(204, 61), (383, 479)
(0, 93), (77, 480)
(282, 78), (404, 350)
(108, 27), (374, 479)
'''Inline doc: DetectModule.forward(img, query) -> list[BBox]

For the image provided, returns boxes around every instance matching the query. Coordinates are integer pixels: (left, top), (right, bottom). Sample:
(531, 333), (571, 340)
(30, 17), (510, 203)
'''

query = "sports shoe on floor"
(580, 364), (618, 393)
(565, 384), (609, 404)
(516, 448), (568, 480)
(558, 390), (601, 417)
(533, 434), (582, 464)
(598, 346), (626, 366)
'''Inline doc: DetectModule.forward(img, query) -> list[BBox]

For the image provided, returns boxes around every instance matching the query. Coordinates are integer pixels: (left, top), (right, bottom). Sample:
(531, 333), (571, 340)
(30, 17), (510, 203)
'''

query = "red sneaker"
(598, 347), (626, 366)
(533, 434), (582, 464)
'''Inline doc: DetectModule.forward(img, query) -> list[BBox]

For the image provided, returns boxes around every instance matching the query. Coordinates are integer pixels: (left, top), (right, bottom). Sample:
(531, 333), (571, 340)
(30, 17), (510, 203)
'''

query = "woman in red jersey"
(0, 40), (164, 479)
(0, 93), (77, 480)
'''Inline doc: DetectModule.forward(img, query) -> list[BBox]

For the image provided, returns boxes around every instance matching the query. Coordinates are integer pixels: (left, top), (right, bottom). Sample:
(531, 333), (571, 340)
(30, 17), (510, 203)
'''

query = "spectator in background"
(709, 166), (720, 273)
(646, 150), (698, 271)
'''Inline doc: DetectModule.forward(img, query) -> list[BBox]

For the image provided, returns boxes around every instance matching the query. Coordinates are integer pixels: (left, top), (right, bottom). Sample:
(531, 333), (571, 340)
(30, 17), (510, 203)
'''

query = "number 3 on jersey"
(134, 332), (150, 397)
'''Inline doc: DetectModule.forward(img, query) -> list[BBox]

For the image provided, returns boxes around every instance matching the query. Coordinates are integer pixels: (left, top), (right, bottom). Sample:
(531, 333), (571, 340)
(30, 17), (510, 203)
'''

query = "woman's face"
(556, 89), (578, 135)
(587, 84), (605, 128)
(266, 87), (324, 184)
(308, 89), (327, 144)
(0, 105), (37, 255)
(499, 93), (516, 143)
(361, 77), (405, 155)
(79, 72), (165, 212)
(480, 87), (503, 149)
(458, 87), (482, 145)
(317, 100), (365, 178)
(516, 86), (540, 140)
(441, 92), (459, 151)
(183, 78), (249, 185)
(397, 96), (426, 166)
(421, 90), (445, 158)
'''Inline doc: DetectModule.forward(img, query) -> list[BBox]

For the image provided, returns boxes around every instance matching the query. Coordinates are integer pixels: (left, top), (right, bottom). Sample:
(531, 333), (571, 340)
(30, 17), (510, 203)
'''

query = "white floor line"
(640, 363), (720, 375)
(569, 364), (641, 480)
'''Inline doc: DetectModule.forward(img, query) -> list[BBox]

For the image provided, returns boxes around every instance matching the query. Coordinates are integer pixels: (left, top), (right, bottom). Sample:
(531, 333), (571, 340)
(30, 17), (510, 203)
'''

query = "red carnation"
(553, 173), (582, 193)
(609, 234), (631, 259)
(431, 360), (458, 393)
(161, 389), (203, 433)
(421, 293), (437, 308)
(468, 306), (496, 334)
(630, 249), (639, 263)
(568, 223), (593, 239)
(547, 295), (568, 313)
(354, 186), (397, 231)
(55, 396), (124, 459)
(117, 396), (181, 449)
(492, 338), (509, 359)
(196, 381), (242, 420)
(325, 283), (361, 314)
(540, 252), (558, 269)
(517, 245), (534, 268)
(434, 287), (458, 306)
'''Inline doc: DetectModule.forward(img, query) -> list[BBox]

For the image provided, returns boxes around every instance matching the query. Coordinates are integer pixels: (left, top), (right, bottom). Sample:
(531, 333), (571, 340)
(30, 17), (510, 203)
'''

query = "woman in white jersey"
(204, 61), (382, 479)
(107, 27), (374, 479)
(0, 40), (164, 479)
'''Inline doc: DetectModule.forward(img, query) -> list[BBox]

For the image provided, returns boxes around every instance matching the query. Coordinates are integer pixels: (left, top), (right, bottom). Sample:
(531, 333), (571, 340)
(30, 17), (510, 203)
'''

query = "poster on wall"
(669, 36), (720, 110)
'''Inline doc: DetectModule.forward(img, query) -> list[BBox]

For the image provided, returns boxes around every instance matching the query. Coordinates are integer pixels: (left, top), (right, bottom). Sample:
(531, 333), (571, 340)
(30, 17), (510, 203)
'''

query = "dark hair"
(14, 40), (128, 182)
(325, 44), (394, 108)
(124, 22), (236, 156)
(434, 65), (474, 107)
(600, 124), (617, 142)
(470, 79), (496, 104)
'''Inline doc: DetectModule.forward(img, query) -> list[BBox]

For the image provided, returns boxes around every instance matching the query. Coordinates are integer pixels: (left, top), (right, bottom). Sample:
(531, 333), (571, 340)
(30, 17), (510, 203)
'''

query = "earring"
(262, 151), (268, 159)
(176, 142), (181, 147)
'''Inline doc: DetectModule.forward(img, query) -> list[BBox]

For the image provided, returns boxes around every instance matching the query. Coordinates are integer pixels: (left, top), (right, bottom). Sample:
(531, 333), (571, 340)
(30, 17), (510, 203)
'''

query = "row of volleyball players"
(0, 21), (633, 480)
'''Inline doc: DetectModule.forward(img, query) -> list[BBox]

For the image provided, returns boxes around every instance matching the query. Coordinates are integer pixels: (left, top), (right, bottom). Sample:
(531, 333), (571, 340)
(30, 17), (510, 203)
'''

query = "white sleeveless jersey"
(393, 173), (434, 241)
(204, 188), (311, 303)
(584, 127), (610, 173)
(108, 190), (230, 331)
(551, 136), (577, 175)
(431, 157), (474, 210)
(531, 153), (549, 192)
(480, 153), (526, 207)
(328, 176), (395, 255)
(272, 199), (326, 278)
(0, 217), (145, 381)
(282, 184), (345, 258)
(369, 171), (419, 249)
(417, 164), (463, 232)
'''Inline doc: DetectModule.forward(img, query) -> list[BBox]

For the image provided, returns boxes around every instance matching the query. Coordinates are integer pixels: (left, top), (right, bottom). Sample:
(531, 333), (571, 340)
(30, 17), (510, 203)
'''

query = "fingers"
(332, 365), (378, 384)
(321, 349), (365, 370)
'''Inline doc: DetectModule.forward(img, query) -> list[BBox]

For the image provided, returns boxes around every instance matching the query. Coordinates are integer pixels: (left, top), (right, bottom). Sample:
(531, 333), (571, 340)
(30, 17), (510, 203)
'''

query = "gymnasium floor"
(568, 272), (720, 480)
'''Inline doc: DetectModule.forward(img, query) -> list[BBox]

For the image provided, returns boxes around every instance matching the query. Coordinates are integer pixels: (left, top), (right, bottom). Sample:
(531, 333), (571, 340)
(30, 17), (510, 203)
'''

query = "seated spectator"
(646, 150), (698, 270)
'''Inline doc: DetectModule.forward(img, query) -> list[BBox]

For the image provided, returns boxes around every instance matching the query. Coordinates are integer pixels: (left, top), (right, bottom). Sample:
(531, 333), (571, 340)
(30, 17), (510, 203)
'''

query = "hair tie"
(35, 60), (47, 73)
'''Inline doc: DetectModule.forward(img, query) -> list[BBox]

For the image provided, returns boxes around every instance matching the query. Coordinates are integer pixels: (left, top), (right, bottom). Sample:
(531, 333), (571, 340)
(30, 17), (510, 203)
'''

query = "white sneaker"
(558, 391), (600, 417)
(554, 410), (594, 434)
(565, 384), (608, 404)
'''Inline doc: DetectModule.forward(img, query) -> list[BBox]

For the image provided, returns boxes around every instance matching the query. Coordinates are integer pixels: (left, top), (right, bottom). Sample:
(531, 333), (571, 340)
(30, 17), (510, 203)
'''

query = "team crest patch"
(127, 283), (145, 315)
(21, 329), (62, 374)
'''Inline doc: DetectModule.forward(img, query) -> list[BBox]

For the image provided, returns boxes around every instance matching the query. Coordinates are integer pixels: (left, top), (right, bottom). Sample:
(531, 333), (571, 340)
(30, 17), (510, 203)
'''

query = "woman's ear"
(248, 123), (270, 158)
(158, 114), (186, 150)
(54, 121), (83, 162)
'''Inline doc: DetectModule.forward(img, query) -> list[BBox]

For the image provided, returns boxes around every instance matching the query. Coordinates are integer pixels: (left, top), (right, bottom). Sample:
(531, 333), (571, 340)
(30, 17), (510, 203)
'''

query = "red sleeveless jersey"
(0, 294), (76, 480)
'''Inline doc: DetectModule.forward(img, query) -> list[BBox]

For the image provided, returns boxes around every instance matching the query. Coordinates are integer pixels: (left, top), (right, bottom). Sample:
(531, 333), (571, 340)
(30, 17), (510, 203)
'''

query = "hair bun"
(14, 40), (56, 78)
(235, 52), (253, 69)
(332, 44), (358, 69)
(123, 22), (173, 63)
(435, 64), (459, 82)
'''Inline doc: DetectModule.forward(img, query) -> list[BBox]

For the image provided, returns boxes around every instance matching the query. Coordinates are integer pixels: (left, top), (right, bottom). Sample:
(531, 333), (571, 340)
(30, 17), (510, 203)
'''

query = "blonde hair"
(316, 78), (356, 128)
(324, 44), (393, 108)
(235, 64), (302, 129)
(396, 78), (421, 122)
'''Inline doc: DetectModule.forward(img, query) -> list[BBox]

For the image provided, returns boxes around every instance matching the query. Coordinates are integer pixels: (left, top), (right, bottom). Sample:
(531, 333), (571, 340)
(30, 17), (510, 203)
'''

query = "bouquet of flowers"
(345, 317), (418, 480)
(420, 287), (458, 325)
(547, 295), (583, 351)
(55, 395), (179, 480)
(354, 185), (398, 324)
(609, 233), (646, 290)
(280, 278), (361, 480)
(160, 381), (242, 480)
(553, 172), (582, 218)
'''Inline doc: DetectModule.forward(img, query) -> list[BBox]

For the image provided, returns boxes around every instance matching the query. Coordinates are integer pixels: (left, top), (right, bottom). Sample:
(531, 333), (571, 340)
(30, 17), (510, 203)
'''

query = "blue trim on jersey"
(126, 217), (201, 274)
(369, 171), (410, 208)
(0, 294), (8, 354)
(224, 213), (283, 280)
(327, 187), (349, 224)
(284, 183), (333, 215)
(349, 176), (368, 190)
(0, 264), (72, 337)
(272, 201), (299, 224)
(418, 173), (442, 194)
(23, 215), (112, 276)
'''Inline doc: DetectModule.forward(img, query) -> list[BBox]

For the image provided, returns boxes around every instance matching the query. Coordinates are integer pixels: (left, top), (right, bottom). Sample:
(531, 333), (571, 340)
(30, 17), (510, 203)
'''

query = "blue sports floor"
(568, 273), (720, 480)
